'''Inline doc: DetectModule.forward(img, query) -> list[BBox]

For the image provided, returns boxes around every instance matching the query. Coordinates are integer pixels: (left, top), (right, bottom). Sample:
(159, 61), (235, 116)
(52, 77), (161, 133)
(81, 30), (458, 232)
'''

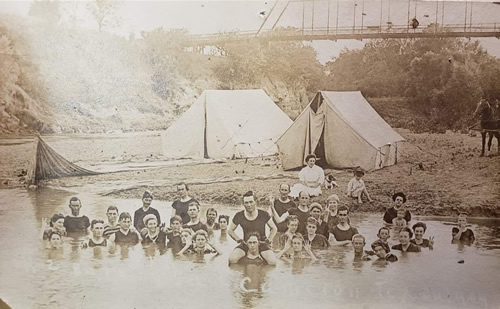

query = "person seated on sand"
(383, 192), (411, 226)
(228, 191), (277, 264)
(346, 169), (374, 204)
(141, 214), (167, 246)
(178, 230), (222, 256)
(171, 182), (198, 224)
(309, 203), (329, 238)
(376, 227), (391, 246)
(183, 202), (208, 233)
(304, 217), (329, 249)
(81, 219), (107, 248)
(392, 208), (408, 232)
(165, 215), (183, 254)
(452, 213), (475, 245)
(272, 191), (311, 235)
(329, 206), (359, 246)
(269, 184), (296, 244)
(64, 197), (90, 234)
(133, 191), (161, 232)
(352, 234), (372, 261)
(276, 233), (317, 262)
(109, 212), (141, 245)
(411, 222), (434, 249)
(41, 213), (67, 240)
(371, 240), (398, 262)
(232, 232), (277, 266)
(103, 206), (120, 238)
(391, 227), (421, 253)
(289, 154), (325, 198)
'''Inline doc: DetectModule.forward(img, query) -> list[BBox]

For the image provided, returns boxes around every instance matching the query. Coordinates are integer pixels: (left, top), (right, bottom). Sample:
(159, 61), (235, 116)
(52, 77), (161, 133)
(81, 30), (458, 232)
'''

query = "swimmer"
(171, 182), (198, 224)
(133, 191), (161, 232)
(64, 197), (90, 233)
(178, 230), (221, 256)
(304, 217), (329, 249)
(371, 240), (398, 262)
(41, 213), (67, 240)
(81, 219), (107, 248)
(309, 203), (329, 238)
(205, 208), (220, 231)
(218, 215), (229, 243)
(166, 215), (183, 254)
(452, 213), (475, 244)
(391, 227), (421, 252)
(376, 227), (391, 245)
(141, 214), (167, 245)
(277, 215), (299, 250)
(411, 222), (434, 249)
(109, 212), (141, 244)
(277, 233), (317, 261)
(329, 206), (359, 246)
(47, 231), (63, 249)
(103, 205), (120, 238)
(272, 191), (311, 235)
(183, 202), (208, 233)
(392, 208), (408, 232)
(232, 232), (276, 266)
(352, 234), (372, 261)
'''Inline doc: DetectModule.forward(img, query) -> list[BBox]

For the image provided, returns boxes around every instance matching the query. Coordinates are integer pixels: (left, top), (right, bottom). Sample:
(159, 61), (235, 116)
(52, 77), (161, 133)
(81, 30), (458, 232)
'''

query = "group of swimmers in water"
(41, 178), (476, 266)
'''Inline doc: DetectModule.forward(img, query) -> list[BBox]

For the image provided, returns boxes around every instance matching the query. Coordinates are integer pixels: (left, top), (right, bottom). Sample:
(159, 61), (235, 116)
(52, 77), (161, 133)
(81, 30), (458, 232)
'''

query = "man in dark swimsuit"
(228, 191), (277, 265)
(183, 202), (208, 233)
(133, 191), (161, 232)
(171, 182), (198, 224)
(64, 197), (90, 233)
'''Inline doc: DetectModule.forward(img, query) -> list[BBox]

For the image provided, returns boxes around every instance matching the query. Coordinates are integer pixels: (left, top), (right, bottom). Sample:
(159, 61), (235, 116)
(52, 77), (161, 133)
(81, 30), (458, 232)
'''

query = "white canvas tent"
(161, 89), (292, 159)
(277, 91), (405, 171)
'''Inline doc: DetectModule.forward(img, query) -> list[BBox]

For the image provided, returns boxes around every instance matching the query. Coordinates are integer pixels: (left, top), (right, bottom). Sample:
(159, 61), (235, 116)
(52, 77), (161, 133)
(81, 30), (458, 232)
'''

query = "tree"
(87, 0), (120, 32)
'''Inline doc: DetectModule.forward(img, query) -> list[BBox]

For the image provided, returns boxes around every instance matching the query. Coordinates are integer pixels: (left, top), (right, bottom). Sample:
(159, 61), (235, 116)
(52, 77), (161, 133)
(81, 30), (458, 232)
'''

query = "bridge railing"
(183, 23), (500, 45)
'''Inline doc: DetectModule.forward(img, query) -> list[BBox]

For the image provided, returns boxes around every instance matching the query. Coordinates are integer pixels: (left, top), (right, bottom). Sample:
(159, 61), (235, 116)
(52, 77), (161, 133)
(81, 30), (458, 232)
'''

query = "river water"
(0, 188), (499, 309)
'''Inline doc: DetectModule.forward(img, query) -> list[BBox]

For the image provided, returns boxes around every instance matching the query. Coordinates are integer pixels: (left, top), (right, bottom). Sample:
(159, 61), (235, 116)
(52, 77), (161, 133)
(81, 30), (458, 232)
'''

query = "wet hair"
(306, 216), (318, 227)
(299, 191), (311, 198)
(245, 231), (261, 241)
(206, 207), (217, 217)
(351, 234), (366, 244)
(412, 222), (427, 232)
(326, 194), (340, 203)
(68, 197), (81, 205)
(170, 215), (182, 224)
(48, 230), (62, 241)
(377, 227), (390, 235)
(291, 233), (305, 244)
(399, 227), (413, 238)
(279, 183), (291, 191)
(91, 219), (105, 229)
(193, 229), (209, 241)
(338, 205), (350, 214)
(106, 205), (119, 213)
(218, 215), (229, 223)
(188, 202), (200, 210)
(50, 213), (65, 227)
(118, 212), (132, 222)
(371, 239), (390, 253)
(392, 192), (407, 203)
(176, 182), (189, 191)
(310, 203), (323, 212)
(286, 215), (299, 225)
(243, 191), (255, 199)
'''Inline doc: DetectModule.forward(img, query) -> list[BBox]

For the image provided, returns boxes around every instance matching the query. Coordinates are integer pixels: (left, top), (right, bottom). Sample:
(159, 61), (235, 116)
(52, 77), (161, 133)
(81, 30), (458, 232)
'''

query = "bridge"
(181, 0), (500, 47)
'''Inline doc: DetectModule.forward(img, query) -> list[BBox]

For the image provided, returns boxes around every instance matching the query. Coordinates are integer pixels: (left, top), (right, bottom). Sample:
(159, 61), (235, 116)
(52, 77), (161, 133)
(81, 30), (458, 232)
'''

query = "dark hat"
(392, 192), (407, 203)
(143, 190), (153, 199)
(354, 168), (365, 176)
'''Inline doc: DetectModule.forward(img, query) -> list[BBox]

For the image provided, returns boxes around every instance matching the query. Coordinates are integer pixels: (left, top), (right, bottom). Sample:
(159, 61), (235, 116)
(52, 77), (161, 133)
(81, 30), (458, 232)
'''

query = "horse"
(473, 99), (500, 156)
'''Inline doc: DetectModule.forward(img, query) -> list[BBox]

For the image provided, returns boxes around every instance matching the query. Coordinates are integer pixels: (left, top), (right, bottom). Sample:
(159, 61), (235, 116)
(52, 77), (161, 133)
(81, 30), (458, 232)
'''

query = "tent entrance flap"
(306, 98), (326, 166)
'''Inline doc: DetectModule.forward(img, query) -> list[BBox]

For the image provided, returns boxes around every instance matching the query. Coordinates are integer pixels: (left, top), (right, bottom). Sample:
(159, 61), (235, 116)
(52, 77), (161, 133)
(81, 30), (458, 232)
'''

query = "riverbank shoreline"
(0, 129), (498, 218)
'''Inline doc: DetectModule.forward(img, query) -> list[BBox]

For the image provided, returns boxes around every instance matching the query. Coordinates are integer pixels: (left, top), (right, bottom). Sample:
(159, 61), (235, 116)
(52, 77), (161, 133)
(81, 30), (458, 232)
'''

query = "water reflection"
(1, 188), (500, 308)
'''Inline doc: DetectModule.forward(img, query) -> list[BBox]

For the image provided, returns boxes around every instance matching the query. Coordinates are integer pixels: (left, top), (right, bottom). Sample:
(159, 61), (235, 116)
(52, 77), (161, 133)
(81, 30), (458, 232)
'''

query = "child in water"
(377, 227), (391, 245)
(411, 222), (434, 249)
(278, 215), (299, 250)
(178, 230), (221, 256)
(392, 208), (408, 232)
(81, 219), (107, 248)
(452, 213), (475, 244)
(371, 240), (398, 262)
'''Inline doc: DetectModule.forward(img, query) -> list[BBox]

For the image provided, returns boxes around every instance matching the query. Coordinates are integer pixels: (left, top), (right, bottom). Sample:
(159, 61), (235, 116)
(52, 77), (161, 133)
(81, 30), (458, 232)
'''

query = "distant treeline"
(1, 21), (498, 134)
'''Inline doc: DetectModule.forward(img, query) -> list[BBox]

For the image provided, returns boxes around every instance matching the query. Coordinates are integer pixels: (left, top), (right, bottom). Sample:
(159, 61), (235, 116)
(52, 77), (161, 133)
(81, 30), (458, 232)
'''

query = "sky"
(0, 0), (499, 62)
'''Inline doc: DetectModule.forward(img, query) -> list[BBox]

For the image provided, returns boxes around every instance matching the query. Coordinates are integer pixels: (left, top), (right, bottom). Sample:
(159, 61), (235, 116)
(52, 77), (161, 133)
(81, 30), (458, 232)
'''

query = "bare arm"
(328, 233), (351, 246)
(227, 221), (241, 242)
(266, 218), (277, 242)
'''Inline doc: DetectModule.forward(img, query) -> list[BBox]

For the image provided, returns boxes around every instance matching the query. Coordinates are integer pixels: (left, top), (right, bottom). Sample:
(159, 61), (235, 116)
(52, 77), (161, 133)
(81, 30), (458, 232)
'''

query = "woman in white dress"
(289, 154), (325, 198)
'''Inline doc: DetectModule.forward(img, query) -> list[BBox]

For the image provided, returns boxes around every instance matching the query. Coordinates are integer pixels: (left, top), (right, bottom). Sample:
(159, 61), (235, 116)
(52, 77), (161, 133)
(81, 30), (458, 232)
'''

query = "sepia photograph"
(0, 0), (499, 308)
